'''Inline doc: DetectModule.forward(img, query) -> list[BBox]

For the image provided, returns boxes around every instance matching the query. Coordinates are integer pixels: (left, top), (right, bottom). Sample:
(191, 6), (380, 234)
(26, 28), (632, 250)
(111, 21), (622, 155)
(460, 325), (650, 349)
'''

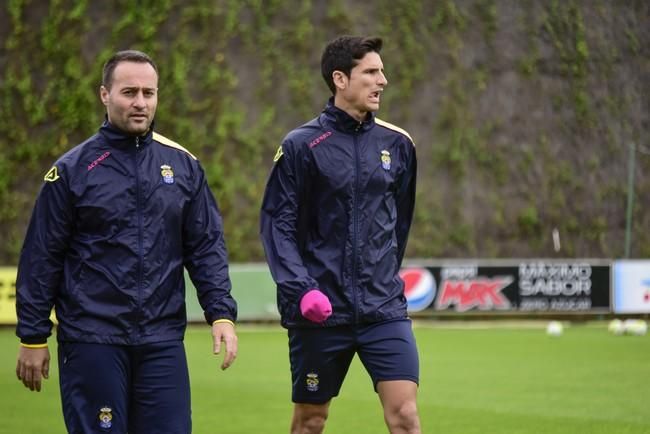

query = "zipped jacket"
(16, 121), (236, 345)
(260, 100), (416, 328)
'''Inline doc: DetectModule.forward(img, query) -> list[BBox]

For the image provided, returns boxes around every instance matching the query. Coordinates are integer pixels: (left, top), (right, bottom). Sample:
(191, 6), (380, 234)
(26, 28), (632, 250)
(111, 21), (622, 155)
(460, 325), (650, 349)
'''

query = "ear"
(332, 71), (348, 92)
(99, 85), (109, 106)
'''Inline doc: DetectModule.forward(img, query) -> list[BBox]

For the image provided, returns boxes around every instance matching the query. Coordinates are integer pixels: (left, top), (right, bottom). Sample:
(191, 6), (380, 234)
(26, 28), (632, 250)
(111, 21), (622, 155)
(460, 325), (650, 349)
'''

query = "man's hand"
(300, 289), (332, 323)
(212, 321), (238, 370)
(16, 346), (50, 392)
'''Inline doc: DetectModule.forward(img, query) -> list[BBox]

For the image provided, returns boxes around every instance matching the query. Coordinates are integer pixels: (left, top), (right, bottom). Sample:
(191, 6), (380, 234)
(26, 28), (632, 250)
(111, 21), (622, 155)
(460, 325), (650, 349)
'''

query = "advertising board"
(613, 260), (650, 313)
(402, 260), (611, 313)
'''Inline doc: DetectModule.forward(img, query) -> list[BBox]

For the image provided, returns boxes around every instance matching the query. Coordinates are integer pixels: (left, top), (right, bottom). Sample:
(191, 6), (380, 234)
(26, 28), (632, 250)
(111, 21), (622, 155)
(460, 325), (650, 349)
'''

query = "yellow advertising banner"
(0, 264), (278, 324)
(0, 267), (57, 325)
(0, 267), (17, 324)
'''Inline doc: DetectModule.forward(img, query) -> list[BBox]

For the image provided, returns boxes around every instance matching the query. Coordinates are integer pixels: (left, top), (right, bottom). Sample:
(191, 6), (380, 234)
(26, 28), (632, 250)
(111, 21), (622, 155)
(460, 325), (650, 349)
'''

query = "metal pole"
(624, 142), (636, 258)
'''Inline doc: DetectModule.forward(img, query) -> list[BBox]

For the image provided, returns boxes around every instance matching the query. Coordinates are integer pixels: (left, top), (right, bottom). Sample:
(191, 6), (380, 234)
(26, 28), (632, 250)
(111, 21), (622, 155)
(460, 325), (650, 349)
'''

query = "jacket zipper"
(134, 136), (143, 337)
(352, 122), (362, 324)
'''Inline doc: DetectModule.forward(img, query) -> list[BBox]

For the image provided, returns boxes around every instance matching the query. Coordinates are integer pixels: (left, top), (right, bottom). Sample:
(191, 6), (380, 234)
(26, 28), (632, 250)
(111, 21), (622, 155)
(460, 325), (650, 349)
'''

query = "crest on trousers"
(160, 164), (175, 184)
(98, 406), (113, 429)
(306, 372), (320, 392)
(381, 150), (391, 170)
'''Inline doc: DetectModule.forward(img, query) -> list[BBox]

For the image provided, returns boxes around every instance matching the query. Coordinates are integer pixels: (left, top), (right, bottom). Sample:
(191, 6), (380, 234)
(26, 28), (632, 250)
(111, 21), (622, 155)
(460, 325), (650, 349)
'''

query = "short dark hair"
(102, 50), (158, 89)
(321, 36), (383, 95)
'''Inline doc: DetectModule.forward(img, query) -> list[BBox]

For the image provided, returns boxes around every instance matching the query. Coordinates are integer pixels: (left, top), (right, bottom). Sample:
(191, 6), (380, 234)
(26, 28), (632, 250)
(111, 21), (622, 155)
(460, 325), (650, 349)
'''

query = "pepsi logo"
(400, 267), (436, 312)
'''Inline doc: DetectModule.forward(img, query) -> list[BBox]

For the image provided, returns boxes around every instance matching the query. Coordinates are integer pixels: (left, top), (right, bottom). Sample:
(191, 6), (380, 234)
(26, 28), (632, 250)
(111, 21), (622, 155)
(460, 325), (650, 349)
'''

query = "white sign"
(613, 261), (650, 313)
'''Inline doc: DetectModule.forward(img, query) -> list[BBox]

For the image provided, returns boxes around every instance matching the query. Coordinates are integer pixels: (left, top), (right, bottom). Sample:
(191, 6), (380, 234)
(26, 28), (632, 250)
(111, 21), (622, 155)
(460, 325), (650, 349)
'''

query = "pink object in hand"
(300, 289), (332, 323)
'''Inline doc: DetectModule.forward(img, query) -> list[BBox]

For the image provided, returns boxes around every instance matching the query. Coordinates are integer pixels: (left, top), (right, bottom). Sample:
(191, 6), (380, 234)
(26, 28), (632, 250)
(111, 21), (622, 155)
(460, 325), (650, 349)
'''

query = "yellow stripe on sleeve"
(20, 343), (48, 349)
(212, 319), (235, 327)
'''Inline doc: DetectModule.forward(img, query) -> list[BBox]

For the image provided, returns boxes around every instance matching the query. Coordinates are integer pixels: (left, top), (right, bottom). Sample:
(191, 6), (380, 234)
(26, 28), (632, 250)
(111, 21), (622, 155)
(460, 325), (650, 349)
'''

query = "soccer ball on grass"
(607, 319), (625, 335)
(623, 319), (647, 336)
(546, 321), (564, 336)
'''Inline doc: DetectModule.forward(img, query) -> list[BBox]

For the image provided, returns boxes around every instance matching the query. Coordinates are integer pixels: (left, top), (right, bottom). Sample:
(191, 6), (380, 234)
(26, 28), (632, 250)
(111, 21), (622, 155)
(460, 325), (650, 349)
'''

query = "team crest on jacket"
(381, 150), (391, 170)
(306, 372), (320, 392)
(98, 406), (113, 429)
(160, 164), (174, 184)
(44, 166), (60, 182)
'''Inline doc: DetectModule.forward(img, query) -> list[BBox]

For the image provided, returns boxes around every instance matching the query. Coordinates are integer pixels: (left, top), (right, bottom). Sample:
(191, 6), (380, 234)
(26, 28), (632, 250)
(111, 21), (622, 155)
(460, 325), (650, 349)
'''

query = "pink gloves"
(300, 289), (332, 323)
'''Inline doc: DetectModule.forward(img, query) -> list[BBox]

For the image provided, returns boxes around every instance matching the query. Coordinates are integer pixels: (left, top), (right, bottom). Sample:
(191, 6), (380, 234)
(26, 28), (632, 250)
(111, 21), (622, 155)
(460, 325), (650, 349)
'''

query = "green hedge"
(1, 0), (648, 263)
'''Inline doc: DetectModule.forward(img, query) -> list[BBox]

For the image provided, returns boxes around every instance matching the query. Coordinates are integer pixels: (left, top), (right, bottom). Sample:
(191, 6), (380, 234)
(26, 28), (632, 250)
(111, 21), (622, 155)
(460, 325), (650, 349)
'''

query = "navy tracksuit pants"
(58, 341), (191, 433)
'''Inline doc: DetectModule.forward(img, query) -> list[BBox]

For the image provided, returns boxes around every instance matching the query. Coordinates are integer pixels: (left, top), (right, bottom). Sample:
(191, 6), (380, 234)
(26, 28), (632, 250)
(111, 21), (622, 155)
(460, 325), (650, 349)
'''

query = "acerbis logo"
(87, 151), (111, 171)
(308, 131), (332, 148)
(400, 267), (436, 312)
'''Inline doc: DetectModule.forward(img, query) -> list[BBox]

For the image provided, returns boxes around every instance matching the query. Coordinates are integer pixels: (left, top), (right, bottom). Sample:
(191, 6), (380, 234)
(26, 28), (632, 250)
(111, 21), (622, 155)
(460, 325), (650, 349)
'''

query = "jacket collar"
(322, 98), (375, 133)
(98, 118), (154, 149)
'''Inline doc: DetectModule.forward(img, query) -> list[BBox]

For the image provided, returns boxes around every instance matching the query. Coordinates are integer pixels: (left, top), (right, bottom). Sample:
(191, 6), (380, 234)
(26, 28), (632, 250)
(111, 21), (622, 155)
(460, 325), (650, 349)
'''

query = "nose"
(133, 90), (146, 108)
(378, 71), (388, 86)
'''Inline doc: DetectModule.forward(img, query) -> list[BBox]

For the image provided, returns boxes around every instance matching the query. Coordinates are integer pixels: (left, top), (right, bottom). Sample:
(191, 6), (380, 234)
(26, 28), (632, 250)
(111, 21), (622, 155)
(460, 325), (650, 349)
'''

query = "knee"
(304, 414), (327, 433)
(291, 406), (328, 434)
(386, 401), (420, 432)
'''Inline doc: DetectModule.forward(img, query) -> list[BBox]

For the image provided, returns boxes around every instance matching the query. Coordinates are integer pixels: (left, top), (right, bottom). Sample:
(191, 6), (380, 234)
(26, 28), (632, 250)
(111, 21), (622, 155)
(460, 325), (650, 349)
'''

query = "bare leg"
(290, 402), (331, 434)
(377, 380), (421, 434)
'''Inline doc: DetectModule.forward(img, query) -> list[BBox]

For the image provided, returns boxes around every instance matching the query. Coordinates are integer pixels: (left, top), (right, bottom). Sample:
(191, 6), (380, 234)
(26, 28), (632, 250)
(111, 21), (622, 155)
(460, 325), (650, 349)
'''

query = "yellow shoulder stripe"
(375, 118), (415, 146)
(153, 132), (197, 160)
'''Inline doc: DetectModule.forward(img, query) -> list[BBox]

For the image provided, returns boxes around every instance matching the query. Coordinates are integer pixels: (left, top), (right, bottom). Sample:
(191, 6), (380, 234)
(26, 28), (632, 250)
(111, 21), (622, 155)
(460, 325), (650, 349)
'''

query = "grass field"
(1, 322), (648, 434)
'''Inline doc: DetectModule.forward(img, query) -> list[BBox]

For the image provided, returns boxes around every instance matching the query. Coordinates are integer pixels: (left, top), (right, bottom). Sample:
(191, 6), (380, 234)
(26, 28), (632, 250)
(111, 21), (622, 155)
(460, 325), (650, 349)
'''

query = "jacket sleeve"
(183, 164), (237, 325)
(395, 140), (417, 267)
(16, 166), (74, 344)
(260, 140), (319, 313)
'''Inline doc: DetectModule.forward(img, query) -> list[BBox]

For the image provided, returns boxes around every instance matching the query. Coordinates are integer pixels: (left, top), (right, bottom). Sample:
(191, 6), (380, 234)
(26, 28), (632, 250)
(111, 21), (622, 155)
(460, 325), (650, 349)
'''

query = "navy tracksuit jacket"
(260, 100), (417, 328)
(16, 121), (237, 346)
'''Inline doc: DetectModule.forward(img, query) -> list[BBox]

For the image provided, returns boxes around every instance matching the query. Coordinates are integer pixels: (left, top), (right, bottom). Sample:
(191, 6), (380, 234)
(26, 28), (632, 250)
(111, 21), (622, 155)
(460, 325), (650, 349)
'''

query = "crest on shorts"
(306, 372), (320, 392)
(98, 406), (113, 429)
(380, 150), (391, 170)
(44, 166), (60, 182)
(161, 164), (174, 184)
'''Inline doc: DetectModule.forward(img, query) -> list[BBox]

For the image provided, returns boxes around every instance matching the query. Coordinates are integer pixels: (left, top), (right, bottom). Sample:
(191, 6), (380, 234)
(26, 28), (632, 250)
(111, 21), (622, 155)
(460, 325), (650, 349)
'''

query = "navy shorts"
(57, 341), (191, 434)
(288, 319), (419, 404)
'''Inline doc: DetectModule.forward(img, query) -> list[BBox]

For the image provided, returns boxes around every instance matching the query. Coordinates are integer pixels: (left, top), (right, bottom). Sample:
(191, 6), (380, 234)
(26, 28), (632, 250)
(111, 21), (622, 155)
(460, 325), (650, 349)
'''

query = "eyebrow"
(121, 86), (158, 91)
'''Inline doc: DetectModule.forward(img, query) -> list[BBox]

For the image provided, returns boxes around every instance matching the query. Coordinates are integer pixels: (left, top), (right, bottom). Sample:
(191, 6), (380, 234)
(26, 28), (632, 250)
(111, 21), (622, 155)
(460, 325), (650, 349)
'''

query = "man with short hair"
(16, 49), (238, 434)
(261, 36), (421, 434)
